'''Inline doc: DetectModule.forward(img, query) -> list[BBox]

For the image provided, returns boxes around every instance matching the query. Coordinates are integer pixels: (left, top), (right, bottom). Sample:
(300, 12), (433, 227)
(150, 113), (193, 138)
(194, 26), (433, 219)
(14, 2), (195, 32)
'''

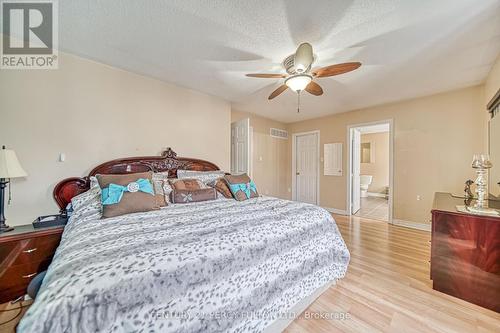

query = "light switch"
(258, 156), (263, 162)
(59, 153), (66, 162)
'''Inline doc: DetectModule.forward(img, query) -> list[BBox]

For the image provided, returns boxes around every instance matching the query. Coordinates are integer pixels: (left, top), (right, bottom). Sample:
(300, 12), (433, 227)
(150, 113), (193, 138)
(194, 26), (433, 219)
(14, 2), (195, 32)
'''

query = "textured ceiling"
(58, 0), (500, 123)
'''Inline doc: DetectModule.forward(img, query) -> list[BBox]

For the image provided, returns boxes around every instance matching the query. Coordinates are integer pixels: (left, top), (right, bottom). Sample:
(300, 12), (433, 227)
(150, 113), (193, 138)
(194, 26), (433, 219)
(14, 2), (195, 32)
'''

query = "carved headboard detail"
(53, 148), (220, 212)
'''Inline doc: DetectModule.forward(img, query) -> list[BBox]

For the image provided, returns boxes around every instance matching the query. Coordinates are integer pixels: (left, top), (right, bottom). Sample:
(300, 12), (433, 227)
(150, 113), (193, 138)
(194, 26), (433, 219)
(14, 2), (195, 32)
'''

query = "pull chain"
(297, 91), (301, 113)
(8, 179), (12, 205)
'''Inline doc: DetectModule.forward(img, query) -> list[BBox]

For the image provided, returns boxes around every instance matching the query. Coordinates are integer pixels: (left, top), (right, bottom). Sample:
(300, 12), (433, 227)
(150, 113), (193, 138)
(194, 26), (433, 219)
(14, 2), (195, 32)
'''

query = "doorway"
(292, 130), (320, 205)
(347, 121), (393, 223)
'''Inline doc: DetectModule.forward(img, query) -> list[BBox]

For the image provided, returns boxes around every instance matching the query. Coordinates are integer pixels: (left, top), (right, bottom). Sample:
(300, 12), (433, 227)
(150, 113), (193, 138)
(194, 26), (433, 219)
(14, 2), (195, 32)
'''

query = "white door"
(231, 118), (250, 174)
(295, 133), (318, 204)
(351, 128), (361, 214)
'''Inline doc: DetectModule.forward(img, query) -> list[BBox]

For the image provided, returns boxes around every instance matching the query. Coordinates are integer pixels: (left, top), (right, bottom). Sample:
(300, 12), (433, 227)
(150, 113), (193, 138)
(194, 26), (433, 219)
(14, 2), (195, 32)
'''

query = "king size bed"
(17, 149), (350, 333)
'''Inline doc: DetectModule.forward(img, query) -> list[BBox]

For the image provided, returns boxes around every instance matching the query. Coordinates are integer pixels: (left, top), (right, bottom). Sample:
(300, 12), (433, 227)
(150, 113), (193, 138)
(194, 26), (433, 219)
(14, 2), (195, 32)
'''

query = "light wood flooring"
(1, 215), (499, 333)
(285, 214), (500, 333)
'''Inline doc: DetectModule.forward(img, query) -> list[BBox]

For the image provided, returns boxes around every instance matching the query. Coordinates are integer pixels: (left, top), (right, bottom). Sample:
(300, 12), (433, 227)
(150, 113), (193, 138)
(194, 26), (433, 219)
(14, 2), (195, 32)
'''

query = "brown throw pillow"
(213, 178), (233, 198)
(169, 178), (207, 191)
(96, 172), (158, 218)
(224, 174), (259, 201)
(170, 188), (217, 204)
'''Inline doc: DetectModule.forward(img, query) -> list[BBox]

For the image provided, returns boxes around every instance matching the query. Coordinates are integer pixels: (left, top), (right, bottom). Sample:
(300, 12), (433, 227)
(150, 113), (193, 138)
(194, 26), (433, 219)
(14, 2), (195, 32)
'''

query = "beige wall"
(360, 132), (389, 194)
(231, 110), (291, 199)
(485, 55), (500, 196)
(287, 85), (486, 225)
(0, 52), (231, 226)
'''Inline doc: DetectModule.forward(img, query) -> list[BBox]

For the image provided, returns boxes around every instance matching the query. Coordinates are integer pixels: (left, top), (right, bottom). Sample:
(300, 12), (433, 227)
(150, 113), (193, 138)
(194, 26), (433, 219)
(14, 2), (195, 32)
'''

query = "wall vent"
(270, 128), (288, 139)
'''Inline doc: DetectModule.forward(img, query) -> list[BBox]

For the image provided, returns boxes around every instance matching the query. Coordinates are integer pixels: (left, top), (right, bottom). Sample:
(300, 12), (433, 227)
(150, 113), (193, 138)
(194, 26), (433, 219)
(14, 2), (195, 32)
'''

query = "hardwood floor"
(0, 299), (31, 333)
(285, 214), (500, 333)
(1, 215), (499, 332)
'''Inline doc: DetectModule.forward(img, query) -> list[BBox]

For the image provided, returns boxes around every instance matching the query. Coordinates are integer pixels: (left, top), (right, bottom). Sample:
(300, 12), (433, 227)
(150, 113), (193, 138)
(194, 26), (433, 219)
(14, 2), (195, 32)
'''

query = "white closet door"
(231, 118), (250, 174)
(295, 133), (318, 204)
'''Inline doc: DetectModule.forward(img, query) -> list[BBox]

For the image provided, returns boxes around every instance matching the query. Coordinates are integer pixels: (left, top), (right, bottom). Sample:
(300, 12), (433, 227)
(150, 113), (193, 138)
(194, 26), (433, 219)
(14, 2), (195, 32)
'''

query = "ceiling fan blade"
(313, 62), (361, 78)
(246, 73), (286, 78)
(268, 85), (288, 100)
(305, 81), (323, 96)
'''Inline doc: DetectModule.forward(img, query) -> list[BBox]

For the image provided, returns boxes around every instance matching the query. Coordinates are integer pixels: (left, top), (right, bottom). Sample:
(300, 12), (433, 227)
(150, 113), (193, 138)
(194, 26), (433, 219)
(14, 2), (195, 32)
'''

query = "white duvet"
(18, 196), (350, 333)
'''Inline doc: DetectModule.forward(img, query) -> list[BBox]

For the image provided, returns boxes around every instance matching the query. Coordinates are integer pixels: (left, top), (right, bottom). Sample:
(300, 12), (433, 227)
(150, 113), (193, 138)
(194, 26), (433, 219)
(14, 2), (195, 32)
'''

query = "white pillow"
(69, 177), (102, 221)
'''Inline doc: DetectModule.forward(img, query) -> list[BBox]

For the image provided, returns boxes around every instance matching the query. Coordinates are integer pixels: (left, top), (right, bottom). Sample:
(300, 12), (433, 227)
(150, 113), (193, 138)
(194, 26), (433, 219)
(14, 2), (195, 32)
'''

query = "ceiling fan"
(246, 43), (361, 102)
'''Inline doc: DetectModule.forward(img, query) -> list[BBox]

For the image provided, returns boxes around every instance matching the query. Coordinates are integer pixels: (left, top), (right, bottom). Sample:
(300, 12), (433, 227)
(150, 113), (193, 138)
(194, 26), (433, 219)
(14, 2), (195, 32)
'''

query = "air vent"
(270, 128), (288, 139)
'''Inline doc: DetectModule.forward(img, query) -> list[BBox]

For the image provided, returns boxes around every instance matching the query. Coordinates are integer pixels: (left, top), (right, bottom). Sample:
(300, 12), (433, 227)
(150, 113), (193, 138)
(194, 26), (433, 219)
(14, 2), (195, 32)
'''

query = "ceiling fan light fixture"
(285, 74), (312, 92)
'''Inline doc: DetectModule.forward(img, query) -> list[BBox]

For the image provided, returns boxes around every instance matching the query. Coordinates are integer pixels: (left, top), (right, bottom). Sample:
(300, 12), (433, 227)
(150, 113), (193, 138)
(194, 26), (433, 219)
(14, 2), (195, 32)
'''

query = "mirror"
(361, 142), (373, 163)
(489, 114), (499, 197)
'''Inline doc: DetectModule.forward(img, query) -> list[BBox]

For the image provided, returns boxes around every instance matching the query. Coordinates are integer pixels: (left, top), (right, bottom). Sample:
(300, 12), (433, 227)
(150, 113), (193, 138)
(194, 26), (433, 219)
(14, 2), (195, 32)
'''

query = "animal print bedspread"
(18, 196), (350, 333)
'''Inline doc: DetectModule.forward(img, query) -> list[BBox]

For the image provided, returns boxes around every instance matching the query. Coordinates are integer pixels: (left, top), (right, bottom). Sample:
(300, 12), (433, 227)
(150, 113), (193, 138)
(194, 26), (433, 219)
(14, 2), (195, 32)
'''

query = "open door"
(231, 118), (250, 175)
(351, 128), (361, 214)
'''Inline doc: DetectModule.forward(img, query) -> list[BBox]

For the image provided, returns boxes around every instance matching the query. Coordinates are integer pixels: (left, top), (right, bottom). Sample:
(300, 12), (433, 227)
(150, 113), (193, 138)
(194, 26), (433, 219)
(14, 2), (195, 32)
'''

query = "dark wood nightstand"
(0, 224), (64, 303)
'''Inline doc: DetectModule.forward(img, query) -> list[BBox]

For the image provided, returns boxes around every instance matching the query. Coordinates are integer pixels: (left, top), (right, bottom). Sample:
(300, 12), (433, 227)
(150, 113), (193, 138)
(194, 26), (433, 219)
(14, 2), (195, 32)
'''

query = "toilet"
(360, 175), (373, 198)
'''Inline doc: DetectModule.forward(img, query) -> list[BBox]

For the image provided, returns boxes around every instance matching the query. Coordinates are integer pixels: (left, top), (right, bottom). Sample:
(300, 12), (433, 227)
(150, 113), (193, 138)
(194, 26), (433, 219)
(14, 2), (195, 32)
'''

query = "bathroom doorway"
(347, 120), (393, 223)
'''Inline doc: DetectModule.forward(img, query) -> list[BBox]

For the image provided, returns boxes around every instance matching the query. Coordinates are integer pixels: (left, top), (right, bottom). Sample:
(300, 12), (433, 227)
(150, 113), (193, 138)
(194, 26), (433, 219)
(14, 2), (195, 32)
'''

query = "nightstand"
(0, 224), (64, 303)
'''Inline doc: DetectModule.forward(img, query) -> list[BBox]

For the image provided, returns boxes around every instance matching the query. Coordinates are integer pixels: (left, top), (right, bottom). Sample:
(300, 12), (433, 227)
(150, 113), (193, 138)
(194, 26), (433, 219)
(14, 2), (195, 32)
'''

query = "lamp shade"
(0, 147), (27, 178)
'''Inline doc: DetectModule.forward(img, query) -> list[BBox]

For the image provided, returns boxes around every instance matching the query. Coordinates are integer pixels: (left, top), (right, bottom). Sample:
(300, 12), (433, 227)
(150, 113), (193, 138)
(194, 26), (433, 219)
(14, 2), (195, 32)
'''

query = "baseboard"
(392, 219), (431, 232)
(323, 207), (348, 215)
(367, 192), (387, 198)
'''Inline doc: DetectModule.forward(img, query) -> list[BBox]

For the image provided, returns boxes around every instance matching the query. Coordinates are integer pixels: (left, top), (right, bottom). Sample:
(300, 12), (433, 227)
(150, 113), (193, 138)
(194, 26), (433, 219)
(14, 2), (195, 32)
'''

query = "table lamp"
(0, 146), (27, 233)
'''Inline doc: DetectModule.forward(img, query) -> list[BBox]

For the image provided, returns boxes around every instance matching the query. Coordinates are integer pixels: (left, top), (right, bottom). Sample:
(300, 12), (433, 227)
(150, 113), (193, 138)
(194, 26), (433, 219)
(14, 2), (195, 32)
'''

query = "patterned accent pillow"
(71, 177), (101, 211)
(97, 172), (158, 218)
(162, 182), (173, 205)
(169, 178), (208, 191)
(212, 178), (233, 199)
(170, 188), (217, 204)
(176, 170), (225, 185)
(152, 172), (171, 206)
(70, 177), (102, 221)
(224, 174), (259, 201)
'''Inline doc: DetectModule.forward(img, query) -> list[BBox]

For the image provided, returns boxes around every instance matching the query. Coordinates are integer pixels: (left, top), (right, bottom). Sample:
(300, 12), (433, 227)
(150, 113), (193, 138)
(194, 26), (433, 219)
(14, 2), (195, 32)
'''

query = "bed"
(17, 149), (350, 333)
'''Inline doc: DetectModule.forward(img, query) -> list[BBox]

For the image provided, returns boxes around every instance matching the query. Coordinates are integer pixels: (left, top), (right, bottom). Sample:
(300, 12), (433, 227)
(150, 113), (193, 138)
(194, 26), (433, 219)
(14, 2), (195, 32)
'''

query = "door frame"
(346, 119), (394, 223)
(291, 130), (320, 205)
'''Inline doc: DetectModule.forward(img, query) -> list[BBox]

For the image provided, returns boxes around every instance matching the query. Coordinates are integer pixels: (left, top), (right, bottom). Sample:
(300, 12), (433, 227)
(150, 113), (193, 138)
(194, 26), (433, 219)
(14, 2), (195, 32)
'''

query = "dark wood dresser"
(0, 225), (63, 303)
(431, 192), (500, 312)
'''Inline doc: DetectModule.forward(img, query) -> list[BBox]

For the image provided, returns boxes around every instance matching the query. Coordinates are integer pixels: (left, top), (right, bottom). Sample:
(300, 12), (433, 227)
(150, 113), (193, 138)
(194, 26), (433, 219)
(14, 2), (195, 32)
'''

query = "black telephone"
(32, 214), (68, 228)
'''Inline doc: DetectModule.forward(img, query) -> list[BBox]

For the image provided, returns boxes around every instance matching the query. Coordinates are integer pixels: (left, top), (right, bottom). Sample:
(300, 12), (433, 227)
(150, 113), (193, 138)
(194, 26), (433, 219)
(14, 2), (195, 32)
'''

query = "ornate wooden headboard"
(53, 148), (220, 212)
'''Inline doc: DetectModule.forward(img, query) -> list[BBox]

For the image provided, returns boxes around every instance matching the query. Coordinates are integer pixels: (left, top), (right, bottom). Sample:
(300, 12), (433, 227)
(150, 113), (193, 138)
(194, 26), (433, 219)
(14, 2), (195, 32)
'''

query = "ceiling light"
(285, 74), (312, 92)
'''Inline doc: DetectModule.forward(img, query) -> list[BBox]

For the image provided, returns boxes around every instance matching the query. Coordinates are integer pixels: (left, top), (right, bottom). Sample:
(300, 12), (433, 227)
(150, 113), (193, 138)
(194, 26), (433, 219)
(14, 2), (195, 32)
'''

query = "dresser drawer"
(0, 259), (51, 303)
(0, 259), (51, 287)
(0, 234), (61, 269)
(0, 225), (64, 303)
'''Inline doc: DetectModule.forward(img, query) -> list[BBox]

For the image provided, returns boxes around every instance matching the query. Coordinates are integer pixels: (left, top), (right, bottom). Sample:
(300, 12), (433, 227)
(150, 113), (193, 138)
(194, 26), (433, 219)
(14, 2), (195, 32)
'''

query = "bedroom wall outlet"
(59, 153), (66, 162)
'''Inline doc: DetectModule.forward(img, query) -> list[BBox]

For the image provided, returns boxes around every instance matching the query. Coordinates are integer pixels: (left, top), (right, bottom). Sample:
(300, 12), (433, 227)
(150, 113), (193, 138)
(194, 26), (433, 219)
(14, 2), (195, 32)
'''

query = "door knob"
(296, 172), (300, 175)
